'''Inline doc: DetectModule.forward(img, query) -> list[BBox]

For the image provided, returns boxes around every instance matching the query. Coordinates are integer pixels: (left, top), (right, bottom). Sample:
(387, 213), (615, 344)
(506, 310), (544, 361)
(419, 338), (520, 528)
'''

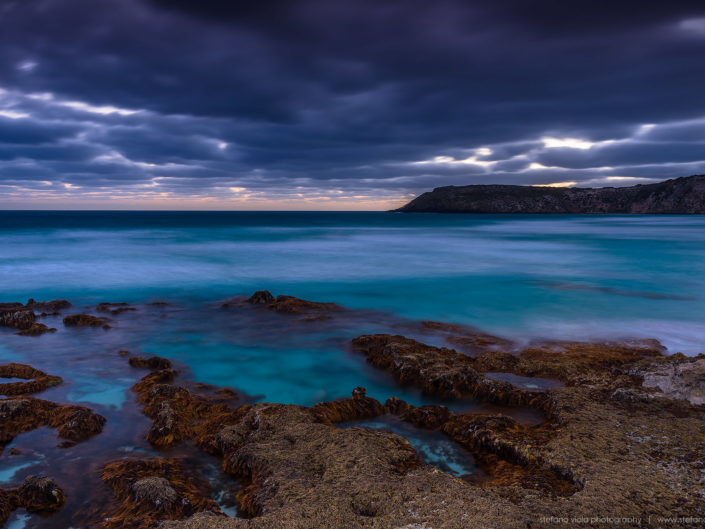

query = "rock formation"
(0, 363), (63, 396)
(0, 476), (65, 526)
(63, 313), (111, 328)
(101, 458), (224, 528)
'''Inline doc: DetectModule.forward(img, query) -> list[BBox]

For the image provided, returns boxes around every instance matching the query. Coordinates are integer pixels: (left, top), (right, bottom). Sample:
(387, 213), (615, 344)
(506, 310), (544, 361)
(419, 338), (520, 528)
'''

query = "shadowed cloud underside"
(0, 0), (705, 209)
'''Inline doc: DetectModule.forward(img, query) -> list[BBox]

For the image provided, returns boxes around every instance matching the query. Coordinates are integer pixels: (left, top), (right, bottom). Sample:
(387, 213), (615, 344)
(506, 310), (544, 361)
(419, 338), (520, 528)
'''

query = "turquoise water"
(1, 211), (703, 353)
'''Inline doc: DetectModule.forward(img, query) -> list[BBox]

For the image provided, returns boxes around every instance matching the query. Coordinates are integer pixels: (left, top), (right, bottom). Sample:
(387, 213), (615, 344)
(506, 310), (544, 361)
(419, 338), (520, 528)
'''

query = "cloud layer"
(1, 0), (704, 209)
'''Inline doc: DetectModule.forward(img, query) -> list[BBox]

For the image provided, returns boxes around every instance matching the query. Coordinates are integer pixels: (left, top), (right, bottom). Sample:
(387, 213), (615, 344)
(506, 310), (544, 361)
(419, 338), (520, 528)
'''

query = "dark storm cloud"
(0, 0), (704, 206)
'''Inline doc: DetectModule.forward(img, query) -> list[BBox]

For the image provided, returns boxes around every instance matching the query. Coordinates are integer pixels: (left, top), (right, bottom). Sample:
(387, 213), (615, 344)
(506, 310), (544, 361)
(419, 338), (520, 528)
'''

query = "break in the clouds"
(1, 0), (705, 209)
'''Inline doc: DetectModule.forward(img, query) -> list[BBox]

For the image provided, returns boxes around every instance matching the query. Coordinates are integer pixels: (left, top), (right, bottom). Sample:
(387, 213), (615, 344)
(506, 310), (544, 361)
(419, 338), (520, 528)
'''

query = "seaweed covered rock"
(351, 334), (550, 408)
(246, 291), (275, 305)
(63, 313), (111, 328)
(203, 402), (425, 520)
(16, 323), (56, 336)
(132, 369), (241, 448)
(101, 458), (222, 528)
(0, 363), (63, 395)
(0, 475), (65, 525)
(0, 396), (105, 452)
(1, 300), (68, 335)
(0, 303), (36, 330)
(513, 339), (665, 384)
(26, 299), (72, 314)
(311, 387), (386, 424)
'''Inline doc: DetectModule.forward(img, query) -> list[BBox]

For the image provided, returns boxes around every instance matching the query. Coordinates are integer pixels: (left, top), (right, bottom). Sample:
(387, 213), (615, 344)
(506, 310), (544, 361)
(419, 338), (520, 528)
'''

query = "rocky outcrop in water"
(0, 301), (61, 336)
(129, 356), (173, 370)
(101, 458), (224, 528)
(133, 369), (241, 449)
(351, 334), (552, 408)
(0, 475), (65, 526)
(395, 174), (705, 213)
(0, 363), (63, 396)
(63, 313), (111, 328)
(0, 392), (106, 452)
(26, 299), (71, 314)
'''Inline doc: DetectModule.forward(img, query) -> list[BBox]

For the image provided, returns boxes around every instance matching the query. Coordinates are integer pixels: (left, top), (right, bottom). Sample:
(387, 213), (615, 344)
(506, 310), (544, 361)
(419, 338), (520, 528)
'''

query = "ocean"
(1, 210), (703, 526)
(2, 209), (703, 403)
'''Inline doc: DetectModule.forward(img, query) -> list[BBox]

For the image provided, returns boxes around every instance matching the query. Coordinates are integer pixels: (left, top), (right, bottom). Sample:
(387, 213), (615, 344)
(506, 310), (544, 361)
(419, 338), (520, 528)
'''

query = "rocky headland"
(395, 174), (705, 213)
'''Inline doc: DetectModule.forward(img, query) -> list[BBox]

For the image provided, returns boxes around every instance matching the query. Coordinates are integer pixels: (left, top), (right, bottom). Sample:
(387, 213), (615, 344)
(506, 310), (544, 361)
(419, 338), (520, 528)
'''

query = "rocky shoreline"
(1, 293), (704, 528)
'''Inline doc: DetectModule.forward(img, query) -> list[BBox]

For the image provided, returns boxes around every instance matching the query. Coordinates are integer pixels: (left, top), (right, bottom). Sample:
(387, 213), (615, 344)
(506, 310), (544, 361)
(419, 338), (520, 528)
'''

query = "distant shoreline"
(395, 174), (705, 214)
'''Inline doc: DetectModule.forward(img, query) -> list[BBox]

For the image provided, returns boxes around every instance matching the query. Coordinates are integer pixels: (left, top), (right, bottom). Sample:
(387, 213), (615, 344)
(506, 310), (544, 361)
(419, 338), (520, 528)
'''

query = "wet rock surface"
(0, 300), (67, 335)
(26, 299), (72, 314)
(245, 291), (275, 305)
(634, 355), (705, 406)
(223, 290), (344, 320)
(0, 475), (66, 525)
(63, 313), (112, 328)
(0, 363), (63, 396)
(0, 395), (106, 452)
(129, 356), (174, 370)
(351, 334), (552, 409)
(0, 303), (36, 331)
(133, 369), (241, 449)
(101, 458), (223, 528)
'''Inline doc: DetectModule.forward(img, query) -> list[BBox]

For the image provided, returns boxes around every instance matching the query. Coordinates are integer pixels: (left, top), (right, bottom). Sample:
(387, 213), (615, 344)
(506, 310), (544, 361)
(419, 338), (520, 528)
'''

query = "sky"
(1, 0), (705, 210)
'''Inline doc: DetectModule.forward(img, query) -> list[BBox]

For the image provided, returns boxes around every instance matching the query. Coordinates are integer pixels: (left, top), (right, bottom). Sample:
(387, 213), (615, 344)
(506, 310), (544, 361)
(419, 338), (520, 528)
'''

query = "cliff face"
(395, 175), (705, 213)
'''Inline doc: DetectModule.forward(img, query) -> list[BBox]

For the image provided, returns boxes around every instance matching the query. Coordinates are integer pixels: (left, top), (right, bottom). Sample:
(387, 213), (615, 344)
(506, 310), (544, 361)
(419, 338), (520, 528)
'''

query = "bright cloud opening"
(0, 110), (30, 119)
(532, 181), (578, 188)
(542, 137), (601, 150)
(60, 100), (140, 116)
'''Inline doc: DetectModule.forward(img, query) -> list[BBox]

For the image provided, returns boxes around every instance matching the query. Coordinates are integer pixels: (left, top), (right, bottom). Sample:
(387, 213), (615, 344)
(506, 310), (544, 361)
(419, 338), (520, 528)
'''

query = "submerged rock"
(97, 302), (138, 315)
(421, 320), (514, 354)
(0, 475), (65, 526)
